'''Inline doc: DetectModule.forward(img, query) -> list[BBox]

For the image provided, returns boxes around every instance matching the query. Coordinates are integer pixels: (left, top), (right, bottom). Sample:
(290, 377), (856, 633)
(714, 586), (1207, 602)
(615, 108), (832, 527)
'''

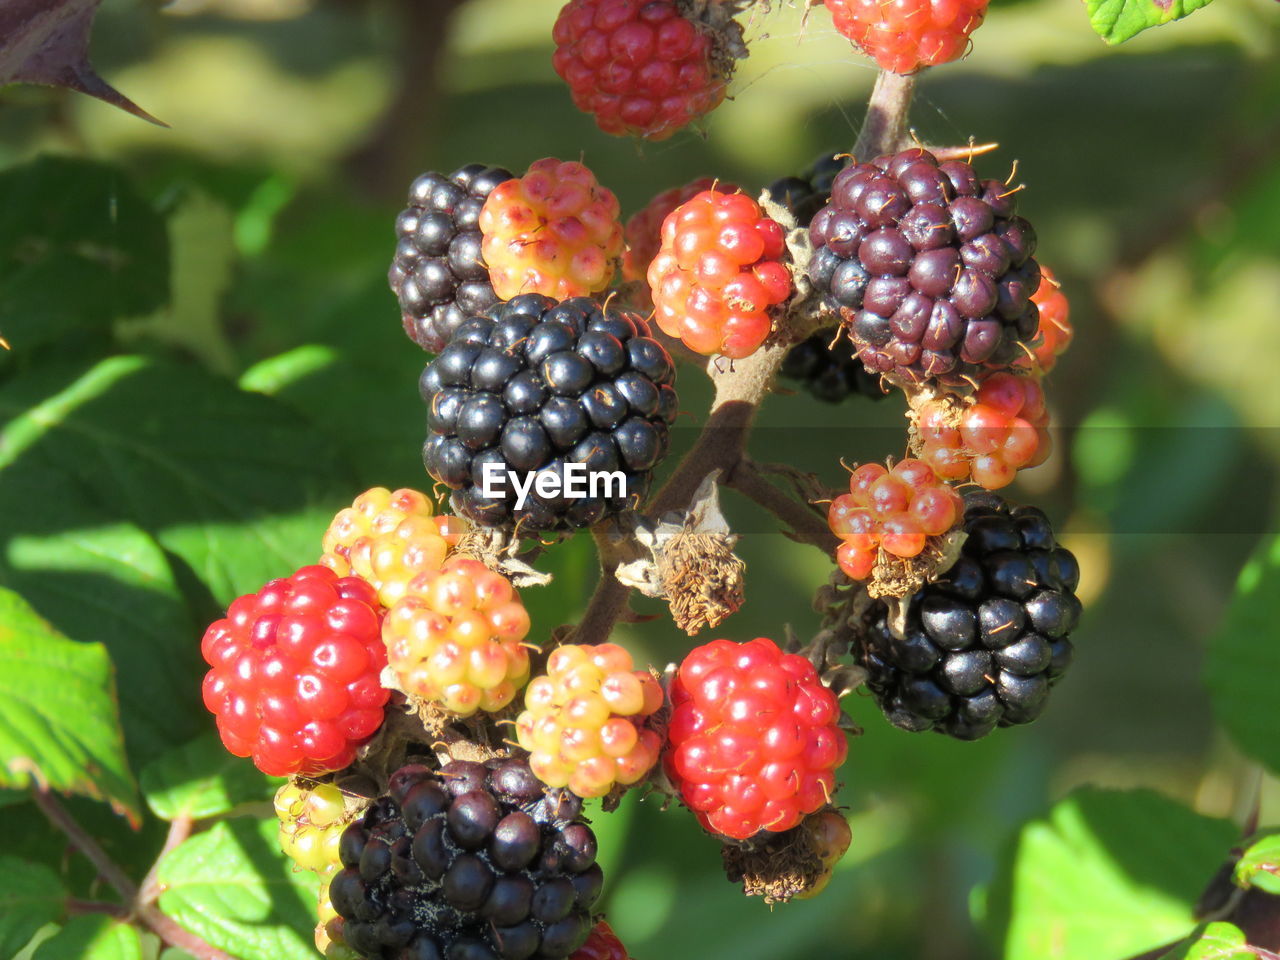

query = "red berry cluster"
(552, 0), (730, 141)
(648, 189), (793, 359)
(200, 565), (389, 777)
(665, 637), (848, 840)
(828, 459), (964, 580)
(914, 372), (1051, 489)
(823, 0), (989, 75)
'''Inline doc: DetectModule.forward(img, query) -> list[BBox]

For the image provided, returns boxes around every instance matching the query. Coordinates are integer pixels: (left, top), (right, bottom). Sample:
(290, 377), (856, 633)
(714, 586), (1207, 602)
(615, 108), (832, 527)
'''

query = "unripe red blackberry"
(200, 565), (389, 777)
(809, 147), (1041, 388)
(479, 159), (623, 302)
(421, 295), (678, 533)
(824, 0), (989, 75)
(1017, 265), (1072, 375)
(328, 758), (602, 960)
(856, 492), (1081, 740)
(391, 165), (514, 353)
(665, 637), (848, 841)
(552, 0), (743, 141)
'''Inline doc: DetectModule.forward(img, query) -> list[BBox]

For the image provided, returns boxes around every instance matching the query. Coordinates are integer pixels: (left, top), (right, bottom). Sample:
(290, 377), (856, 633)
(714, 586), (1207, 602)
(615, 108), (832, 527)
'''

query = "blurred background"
(2, 0), (1280, 957)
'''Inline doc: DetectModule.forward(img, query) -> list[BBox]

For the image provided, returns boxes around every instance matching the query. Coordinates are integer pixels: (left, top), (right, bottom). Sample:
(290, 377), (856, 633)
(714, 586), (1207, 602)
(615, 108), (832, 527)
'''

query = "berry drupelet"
(421, 294), (678, 534)
(856, 492), (1081, 740)
(391, 165), (514, 354)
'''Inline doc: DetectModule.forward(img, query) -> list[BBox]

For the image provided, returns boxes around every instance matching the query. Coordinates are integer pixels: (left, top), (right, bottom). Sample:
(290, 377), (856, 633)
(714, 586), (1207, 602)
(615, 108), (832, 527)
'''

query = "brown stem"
(32, 789), (234, 960)
(573, 67), (917, 642)
(136, 814), (192, 907)
(32, 788), (138, 902)
(852, 70), (916, 159)
(134, 904), (237, 960)
(724, 460), (838, 552)
(66, 899), (129, 917)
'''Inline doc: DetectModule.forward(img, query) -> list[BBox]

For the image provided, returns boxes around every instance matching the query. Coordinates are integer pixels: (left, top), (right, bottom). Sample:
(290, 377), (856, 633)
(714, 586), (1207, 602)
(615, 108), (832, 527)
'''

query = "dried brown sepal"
(680, 0), (750, 86)
(661, 528), (746, 635)
(904, 383), (965, 459)
(721, 806), (849, 903)
(758, 188), (839, 348)
(867, 526), (968, 600)
(613, 471), (748, 635)
(454, 524), (554, 588)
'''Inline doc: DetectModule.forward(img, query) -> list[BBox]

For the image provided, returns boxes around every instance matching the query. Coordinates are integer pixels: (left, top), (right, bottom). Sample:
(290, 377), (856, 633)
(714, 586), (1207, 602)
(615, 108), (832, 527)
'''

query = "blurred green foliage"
(1, 0), (1279, 958)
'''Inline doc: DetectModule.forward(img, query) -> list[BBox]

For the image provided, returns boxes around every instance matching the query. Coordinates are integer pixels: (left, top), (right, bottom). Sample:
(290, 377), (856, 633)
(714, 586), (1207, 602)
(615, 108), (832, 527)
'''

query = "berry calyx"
(320, 486), (466, 608)
(382, 556), (532, 716)
(856, 492), (1082, 740)
(1017, 265), (1072, 374)
(570, 921), (630, 960)
(516, 643), (664, 799)
(328, 758), (603, 960)
(551, 0), (740, 141)
(479, 158), (624, 301)
(808, 147), (1041, 388)
(648, 188), (793, 359)
(390, 165), (514, 353)
(827, 459), (964, 581)
(200, 565), (389, 777)
(823, 0), (989, 75)
(665, 636), (848, 841)
(913, 372), (1051, 489)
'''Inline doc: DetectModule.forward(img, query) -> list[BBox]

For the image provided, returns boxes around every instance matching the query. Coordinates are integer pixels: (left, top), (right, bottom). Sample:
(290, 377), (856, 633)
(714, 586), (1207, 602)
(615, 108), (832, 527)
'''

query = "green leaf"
(0, 587), (139, 820)
(156, 819), (319, 960)
(0, 856), (66, 960)
(985, 788), (1237, 960)
(0, 156), (168, 352)
(1159, 922), (1252, 960)
(140, 732), (278, 821)
(0, 356), (347, 604)
(3, 523), (202, 771)
(1234, 831), (1280, 895)
(32, 916), (144, 960)
(1085, 0), (1214, 44)
(1205, 535), (1280, 774)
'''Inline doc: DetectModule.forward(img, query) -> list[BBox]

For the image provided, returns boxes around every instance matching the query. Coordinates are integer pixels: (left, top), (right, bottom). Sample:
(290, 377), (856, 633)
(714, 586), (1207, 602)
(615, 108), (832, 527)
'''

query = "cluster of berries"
(545, 0), (995, 143)
(200, 480), (858, 958)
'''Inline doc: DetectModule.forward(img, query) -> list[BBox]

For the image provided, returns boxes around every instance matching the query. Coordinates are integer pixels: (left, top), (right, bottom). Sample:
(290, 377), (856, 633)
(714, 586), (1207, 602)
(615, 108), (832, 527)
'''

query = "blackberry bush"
(420, 294), (678, 533)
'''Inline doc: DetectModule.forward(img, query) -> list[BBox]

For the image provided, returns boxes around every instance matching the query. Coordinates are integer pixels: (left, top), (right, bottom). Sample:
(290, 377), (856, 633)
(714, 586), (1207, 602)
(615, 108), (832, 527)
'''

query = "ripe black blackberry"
(421, 294), (678, 533)
(855, 492), (1081, 741)
(808, 147), (1041, 388)
(763, 150), (849, 229)
(780, 327), (888, 403)
(328, 758), (602, 960)
(391, 164), (514, 353)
